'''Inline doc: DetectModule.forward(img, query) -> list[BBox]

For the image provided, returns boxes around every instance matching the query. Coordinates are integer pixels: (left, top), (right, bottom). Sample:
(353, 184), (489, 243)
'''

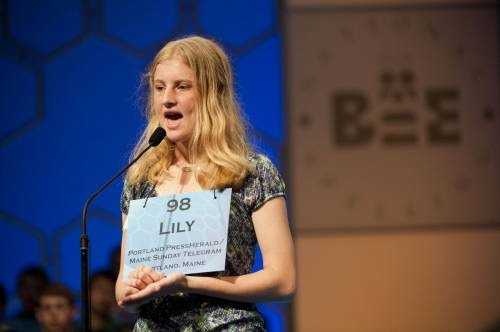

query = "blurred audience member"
(0, 284), (6, 321)
(8, 266), (49, 331)
(35, 283), (77, 332)
(90, 270), (119, 332)
(0, 284), (13, 332)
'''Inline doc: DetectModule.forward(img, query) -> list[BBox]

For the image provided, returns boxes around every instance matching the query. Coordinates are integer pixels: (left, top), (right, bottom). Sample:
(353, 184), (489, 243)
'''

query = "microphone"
(80, 127), (166, 332)
(149, 126), (166, 146)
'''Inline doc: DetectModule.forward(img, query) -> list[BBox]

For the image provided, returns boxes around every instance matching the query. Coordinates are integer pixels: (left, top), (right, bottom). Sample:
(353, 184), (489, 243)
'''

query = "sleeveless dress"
(120, 153), (286, 331)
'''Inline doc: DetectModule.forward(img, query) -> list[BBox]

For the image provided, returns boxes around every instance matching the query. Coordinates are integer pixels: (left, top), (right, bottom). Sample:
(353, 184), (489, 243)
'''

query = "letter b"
(332, 92), (373, 146)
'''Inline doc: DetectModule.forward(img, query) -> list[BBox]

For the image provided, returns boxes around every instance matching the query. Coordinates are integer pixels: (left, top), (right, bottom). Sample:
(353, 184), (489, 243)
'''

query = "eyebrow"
(153, 79), (193, 84)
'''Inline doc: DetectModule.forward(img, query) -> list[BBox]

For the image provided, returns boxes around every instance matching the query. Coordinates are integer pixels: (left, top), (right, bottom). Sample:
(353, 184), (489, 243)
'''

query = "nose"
(164, 101), (176, 108)
(162, 88), (177, 109)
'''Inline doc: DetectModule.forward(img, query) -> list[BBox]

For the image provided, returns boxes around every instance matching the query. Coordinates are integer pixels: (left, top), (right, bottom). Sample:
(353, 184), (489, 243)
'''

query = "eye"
(177, 82), (191, 90)
(154, 85), (165, 91)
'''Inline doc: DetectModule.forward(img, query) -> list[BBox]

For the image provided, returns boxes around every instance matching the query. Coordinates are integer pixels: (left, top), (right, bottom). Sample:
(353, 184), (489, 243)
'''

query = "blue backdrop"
(0, 0), (287, 330)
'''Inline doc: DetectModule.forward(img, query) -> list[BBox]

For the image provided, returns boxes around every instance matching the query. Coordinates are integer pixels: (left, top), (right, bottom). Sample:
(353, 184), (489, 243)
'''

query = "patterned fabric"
(120, 153), (286, 331)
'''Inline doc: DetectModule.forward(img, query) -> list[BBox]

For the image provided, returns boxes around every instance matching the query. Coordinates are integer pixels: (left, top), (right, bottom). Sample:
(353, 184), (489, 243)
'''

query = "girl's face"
(153, 59), (198, 145)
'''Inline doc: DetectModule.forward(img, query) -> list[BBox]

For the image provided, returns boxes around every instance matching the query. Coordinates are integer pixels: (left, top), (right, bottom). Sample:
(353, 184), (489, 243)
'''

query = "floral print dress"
(120, 153), (286, 331)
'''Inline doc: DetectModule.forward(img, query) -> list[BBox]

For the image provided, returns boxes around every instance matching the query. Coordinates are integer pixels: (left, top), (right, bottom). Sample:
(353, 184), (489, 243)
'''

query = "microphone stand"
(80, 144), (154, 332)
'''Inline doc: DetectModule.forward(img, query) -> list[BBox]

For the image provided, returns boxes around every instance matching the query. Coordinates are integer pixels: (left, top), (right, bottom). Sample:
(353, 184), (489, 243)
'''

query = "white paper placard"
(123, 189), (232, 278)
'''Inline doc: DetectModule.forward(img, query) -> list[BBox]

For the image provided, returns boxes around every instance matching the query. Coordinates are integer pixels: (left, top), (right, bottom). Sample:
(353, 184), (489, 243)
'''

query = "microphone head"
(149, 127), (166, 147)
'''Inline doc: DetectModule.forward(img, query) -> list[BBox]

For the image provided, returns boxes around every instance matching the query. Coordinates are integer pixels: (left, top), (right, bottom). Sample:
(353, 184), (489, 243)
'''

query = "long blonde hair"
(126, 36), (254, 189)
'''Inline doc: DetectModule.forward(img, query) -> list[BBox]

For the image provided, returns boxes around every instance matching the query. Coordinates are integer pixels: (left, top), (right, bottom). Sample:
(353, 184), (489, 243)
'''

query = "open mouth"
(164, 111), (183, 120)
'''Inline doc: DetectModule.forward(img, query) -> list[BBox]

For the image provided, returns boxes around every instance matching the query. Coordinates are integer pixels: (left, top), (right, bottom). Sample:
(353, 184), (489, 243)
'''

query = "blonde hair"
(126, 36), (254, 189)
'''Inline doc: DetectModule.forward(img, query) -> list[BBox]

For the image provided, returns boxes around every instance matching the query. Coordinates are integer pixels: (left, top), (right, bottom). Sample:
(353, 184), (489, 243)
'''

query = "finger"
(125, 277), (140, 291)
(121, 285), (158, 306)
(142, 266), (164, 282)
(119, 294), (148, 307)
(123, 286), (140, 297)
(128, 267), (145, 280)
(136, 270), (156, 285)
(129, 277), (147, 290)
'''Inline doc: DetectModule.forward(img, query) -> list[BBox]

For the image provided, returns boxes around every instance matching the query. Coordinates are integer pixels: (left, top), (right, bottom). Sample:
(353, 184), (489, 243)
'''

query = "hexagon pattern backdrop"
(0, 0), (287, 330)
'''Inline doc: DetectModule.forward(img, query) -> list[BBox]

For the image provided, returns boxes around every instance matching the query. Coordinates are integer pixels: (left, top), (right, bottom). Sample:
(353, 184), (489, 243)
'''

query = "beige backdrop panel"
(295, 230), (500, 331)
(287, 4), (499, 231)
(286, 1), (500, 332)
(287, 0), (494, 8)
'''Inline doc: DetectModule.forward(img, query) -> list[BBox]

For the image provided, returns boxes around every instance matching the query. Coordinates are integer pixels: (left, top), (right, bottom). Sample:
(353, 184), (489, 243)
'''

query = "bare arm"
(185, 197), (296, 302)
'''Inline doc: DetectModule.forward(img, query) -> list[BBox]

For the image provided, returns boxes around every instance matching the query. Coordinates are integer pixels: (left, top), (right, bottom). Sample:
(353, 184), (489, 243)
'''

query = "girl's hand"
(119, 271), (187, 308)
(118, 266), (165, 311)
(126, 266), (164, 291)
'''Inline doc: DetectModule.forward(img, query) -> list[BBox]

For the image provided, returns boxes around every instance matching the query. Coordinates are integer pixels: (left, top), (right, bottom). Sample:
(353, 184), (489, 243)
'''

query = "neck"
(174, 143), (191, 165)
